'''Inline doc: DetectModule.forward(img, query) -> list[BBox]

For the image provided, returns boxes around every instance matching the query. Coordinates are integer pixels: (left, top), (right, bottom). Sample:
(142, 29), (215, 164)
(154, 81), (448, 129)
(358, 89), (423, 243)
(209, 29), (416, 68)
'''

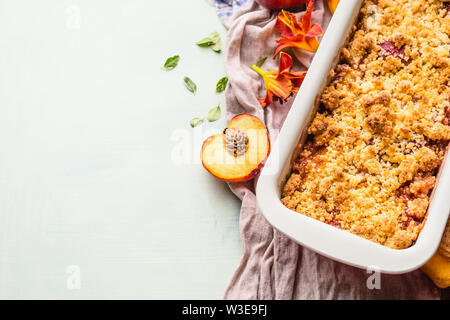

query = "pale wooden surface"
(0, 0), (243, 299)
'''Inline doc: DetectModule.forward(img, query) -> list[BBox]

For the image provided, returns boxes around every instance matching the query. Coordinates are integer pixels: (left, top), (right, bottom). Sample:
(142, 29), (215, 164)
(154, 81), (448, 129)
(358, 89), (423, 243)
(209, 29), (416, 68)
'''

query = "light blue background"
(0, 0), (243, 299)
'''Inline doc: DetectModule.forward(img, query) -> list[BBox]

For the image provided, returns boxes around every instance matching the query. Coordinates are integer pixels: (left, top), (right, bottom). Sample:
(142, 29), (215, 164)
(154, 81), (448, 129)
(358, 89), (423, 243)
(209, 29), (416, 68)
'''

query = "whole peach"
(256, 0), (307, 10)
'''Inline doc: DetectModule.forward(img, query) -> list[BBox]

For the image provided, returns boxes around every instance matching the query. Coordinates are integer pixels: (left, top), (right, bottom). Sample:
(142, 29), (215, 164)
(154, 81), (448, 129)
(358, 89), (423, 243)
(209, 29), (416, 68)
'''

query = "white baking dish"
(256, 0), (450, 274)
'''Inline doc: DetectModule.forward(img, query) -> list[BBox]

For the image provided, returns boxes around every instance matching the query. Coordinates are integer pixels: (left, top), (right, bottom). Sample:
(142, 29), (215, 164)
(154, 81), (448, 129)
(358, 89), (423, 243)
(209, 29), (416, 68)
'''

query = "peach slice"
(201, 113), (270, 182)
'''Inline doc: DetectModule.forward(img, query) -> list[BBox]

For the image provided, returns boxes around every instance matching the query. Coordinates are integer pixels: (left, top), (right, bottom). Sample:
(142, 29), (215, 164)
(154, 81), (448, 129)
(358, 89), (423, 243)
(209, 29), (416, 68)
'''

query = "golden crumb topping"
(281, 0), (450, 249)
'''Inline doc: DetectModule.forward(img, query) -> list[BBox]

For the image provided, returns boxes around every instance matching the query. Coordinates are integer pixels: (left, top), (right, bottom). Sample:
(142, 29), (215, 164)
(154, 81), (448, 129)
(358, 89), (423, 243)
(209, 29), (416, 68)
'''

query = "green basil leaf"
(183, 77), (197, 95)
(206, 105), (221, 122)
(216, 76), (228, 94)
(209, 31), (221, 42)
(190, 117), (204, 128)
(256, 56), (267, 68)
(196, 37), (214, 47)
(162, 55), (180, 70)
(212, 43), (221, 53)
(196, 32), (222, 52)
(209, 31), (222, 53)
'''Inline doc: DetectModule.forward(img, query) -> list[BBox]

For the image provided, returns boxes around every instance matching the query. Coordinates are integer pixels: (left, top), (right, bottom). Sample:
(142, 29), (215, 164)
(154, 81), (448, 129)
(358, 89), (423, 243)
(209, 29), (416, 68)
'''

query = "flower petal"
(275, 10), (299, 38)
(274, 35), (319, 55)
(266, 74), (292, 100)
(301, 0), (316, 32)
(327, 0), (339, 14)
(305, 24), (323, 37)
(278, 52), (293, 74)
(305, 36), (320, 52)
(284, 71), (307, 88)
(259, 94), (272, 108)
(273, 41), (292, 58)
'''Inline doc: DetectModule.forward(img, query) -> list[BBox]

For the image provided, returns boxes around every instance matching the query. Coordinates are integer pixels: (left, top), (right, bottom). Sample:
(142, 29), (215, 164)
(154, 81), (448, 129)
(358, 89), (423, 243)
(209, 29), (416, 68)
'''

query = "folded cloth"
(213, 0), (253, 28)
(219, 0), (443, 299)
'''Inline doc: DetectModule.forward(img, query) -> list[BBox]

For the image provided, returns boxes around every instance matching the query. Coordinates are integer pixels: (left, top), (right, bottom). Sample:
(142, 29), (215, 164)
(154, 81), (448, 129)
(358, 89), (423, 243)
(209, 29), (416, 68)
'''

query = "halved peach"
(201, 113), (270, 182)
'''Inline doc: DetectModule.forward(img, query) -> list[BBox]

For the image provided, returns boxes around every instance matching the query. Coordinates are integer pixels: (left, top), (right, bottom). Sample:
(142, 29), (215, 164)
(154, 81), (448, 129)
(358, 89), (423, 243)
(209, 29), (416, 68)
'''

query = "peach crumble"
(281, 0), (450, 249)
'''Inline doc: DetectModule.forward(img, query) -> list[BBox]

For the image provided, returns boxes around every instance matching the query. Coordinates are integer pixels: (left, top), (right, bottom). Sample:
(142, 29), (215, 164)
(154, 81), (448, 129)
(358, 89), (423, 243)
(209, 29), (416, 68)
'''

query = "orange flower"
(273, 0), (323, 57)
(251, 52), (306, 108)
(328, 0), (339, 14)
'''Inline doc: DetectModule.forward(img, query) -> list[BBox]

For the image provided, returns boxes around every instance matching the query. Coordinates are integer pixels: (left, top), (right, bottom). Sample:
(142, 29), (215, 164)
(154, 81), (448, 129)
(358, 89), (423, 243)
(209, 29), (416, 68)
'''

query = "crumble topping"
(281, 0), (450, 249)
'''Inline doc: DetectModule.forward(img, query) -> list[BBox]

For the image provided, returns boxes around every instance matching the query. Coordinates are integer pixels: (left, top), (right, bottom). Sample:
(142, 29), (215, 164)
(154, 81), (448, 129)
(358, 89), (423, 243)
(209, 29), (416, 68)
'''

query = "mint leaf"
(183, 77), (197, 95)
(196, 31), (222, 53)
(206, 105), (221, 122)
(162, 55), (180, 71)
(190, 117), (204, 128)
(196, 37), (214, 47)
(216, 77), (228, 94)
(209, 32), (222, 53)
